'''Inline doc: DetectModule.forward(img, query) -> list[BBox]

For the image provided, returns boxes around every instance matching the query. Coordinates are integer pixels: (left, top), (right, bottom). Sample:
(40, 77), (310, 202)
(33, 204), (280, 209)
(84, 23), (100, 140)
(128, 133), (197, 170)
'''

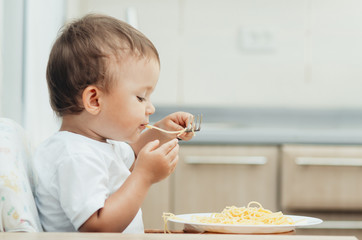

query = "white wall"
(0, 0), (24, 123)
(0, 0), (65, 145)
(66, 0), (362, 109)
(66, 0), (181, 106)
(0, 0), (360, 145)
(0, 0), (3, 113)
(23, 0), (65, 145)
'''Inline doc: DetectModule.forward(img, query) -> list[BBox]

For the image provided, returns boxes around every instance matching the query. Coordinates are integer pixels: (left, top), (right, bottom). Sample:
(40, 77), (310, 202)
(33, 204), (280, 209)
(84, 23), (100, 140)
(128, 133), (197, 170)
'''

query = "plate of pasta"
(163, 201), (322, 234)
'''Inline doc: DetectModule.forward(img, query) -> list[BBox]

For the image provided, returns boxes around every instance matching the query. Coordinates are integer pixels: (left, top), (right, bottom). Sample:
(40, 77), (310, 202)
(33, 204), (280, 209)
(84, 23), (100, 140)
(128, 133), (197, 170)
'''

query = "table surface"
(0, 233), (358, 240)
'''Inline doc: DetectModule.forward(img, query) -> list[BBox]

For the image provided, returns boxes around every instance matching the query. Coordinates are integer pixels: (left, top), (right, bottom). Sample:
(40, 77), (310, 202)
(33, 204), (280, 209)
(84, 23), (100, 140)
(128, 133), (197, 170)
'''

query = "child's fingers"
(167, 120), (186, 131)
(169, 155), (179, 172)
(143, 139), (160, 152)
(181, 113), (194, 128)
(176, 132), (193, 141)
(158, 138), (179, 155)
(166, 142), (179, 161)
(171, 150), (179, 164)
(167, 112), (193, 129)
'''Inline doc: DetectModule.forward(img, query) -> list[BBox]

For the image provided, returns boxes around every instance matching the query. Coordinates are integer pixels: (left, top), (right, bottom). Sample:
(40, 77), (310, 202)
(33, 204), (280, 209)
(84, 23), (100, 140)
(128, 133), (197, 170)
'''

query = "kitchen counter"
(0, 233), (358, 240)
(151, 107), (362, 145)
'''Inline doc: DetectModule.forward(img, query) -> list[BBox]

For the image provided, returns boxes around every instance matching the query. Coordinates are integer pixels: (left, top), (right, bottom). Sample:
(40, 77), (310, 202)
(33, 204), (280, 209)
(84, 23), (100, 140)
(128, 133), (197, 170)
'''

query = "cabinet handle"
(185, 156), (267, 165)
(295, 157), (362, 167)
(300, 220), (362, 230)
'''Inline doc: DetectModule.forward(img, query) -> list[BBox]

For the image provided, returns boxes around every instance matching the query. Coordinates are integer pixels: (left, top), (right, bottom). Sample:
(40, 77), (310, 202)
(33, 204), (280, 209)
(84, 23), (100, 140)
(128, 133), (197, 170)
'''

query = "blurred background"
(1, 0), (362, 144)
(1, 1), (362, 236)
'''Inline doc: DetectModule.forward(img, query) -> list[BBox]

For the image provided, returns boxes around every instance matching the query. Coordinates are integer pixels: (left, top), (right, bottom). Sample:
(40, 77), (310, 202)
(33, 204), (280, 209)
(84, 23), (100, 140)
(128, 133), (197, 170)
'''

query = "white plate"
(168, 213), (323, 234)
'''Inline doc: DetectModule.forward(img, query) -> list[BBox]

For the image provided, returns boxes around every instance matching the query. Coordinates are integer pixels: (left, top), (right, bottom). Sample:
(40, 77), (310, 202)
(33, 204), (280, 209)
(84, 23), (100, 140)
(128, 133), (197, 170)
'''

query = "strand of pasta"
(145, 124), (195, 137)
(162, 213), (177, 234)
(145, 125), (186, 135)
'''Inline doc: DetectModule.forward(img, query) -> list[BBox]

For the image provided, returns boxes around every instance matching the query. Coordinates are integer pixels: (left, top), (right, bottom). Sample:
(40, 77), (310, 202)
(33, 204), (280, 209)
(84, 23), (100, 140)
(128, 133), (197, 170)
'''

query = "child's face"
(97, 55), (159, 142)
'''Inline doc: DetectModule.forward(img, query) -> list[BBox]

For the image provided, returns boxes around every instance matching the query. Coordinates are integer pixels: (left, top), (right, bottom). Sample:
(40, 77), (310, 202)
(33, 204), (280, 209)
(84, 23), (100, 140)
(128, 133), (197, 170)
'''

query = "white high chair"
(0, 118), (42, 232)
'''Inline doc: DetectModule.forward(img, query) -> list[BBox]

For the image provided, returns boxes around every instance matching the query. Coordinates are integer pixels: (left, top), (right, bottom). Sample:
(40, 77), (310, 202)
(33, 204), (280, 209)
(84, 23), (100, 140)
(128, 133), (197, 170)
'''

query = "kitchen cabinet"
(281, 144), (362, 211)
(141, 179), (171, 230)
(142, 145), (279, 230)
(173, 145), (279, 213)
(143, 143), (362, 238)
(280, 144), (362, 239)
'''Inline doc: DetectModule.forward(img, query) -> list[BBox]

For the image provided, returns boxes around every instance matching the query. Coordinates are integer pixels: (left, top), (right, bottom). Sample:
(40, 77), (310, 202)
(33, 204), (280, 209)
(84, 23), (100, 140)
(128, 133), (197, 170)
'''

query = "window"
(0, 0), (65, 145)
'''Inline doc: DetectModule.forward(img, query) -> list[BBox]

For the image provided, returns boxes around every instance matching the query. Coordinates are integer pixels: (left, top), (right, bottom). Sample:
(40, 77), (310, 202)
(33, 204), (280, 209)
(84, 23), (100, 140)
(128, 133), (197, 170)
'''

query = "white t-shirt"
(33, 131), (144, 233)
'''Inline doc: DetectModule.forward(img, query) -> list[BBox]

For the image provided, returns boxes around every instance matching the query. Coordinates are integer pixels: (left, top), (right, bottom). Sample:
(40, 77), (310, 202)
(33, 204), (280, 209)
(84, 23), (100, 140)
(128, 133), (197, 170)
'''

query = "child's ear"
(82, 85), (102, 115)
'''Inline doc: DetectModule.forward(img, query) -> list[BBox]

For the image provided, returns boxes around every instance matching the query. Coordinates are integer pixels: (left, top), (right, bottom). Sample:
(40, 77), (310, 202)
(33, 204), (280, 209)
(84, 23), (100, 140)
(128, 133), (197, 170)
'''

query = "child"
(33, 14), (194, 233)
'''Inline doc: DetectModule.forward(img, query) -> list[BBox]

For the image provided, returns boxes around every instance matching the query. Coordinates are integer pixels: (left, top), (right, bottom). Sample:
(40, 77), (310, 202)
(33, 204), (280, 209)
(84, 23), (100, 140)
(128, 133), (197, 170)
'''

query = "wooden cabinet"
(280, 144), (362, 239)
(281, 144), (362, 211)
(142, 145), (279, 229)
(141, 179), (170, 230)
(143, 143), (362, 236)
(173, 145), (279, 213)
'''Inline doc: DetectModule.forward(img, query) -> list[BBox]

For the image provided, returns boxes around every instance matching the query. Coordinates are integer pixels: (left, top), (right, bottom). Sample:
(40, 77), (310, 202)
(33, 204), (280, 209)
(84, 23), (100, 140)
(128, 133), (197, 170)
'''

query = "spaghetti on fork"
(146, 114), (202, 137)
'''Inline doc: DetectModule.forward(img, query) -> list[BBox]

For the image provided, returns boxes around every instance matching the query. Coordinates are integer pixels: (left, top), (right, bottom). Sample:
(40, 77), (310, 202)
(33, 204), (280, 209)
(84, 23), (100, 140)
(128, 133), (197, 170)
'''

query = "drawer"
(173, 145), (278, 214)
(281, 145), (362, 211)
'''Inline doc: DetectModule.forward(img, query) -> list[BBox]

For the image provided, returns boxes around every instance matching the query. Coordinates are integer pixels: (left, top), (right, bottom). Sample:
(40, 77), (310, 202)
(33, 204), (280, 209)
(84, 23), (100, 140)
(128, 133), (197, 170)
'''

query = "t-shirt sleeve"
(56, 153), (109, 231)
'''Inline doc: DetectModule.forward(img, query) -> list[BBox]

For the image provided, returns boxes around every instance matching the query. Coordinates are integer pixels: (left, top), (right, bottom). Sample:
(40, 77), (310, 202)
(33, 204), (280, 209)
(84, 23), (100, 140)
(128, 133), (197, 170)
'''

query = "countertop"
(0, 233), (358, 240)
(151, 107), (362, 145)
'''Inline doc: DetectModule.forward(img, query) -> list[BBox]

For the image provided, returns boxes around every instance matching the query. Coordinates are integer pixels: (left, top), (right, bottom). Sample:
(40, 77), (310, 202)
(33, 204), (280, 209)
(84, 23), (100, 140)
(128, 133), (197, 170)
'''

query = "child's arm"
(78, 138), (179, 232)
(130, 112), (194, 157)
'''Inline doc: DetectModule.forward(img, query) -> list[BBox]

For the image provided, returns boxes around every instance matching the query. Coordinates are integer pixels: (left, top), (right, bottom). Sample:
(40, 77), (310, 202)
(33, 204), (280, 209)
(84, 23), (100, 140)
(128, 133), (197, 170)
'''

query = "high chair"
(0, 118), (42, 232)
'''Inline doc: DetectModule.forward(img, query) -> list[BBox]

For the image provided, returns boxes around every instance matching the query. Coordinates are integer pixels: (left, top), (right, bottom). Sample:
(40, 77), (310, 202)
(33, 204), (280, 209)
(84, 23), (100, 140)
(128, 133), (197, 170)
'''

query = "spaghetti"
(163, 201), (294, 233)
(145, 125), (193, 137)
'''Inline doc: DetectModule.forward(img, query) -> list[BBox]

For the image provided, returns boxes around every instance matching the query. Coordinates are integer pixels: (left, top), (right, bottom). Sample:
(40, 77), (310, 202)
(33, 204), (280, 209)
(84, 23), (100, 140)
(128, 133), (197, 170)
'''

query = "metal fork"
(146, 114), (202, 135)
(184, 114), (202, 133)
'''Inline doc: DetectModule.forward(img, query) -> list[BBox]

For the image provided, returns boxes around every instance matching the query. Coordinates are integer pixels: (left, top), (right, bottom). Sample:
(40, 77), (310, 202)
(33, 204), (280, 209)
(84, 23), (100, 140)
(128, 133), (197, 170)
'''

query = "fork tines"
(185, 114), (202, 132)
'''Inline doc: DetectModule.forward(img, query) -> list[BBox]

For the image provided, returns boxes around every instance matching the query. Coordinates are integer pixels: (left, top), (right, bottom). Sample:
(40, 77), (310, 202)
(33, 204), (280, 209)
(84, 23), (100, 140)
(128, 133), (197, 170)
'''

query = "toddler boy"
(33, 14), (193, 233)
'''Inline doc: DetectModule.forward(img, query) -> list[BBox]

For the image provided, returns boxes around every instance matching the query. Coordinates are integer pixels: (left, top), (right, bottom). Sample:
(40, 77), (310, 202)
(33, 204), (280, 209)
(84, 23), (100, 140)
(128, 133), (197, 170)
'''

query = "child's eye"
(137, 96), (146, 102)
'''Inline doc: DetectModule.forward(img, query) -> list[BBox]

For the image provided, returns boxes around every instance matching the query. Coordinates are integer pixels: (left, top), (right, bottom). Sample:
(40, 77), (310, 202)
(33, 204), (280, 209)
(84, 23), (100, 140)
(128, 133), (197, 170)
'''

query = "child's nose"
(146, 102), (155, 115)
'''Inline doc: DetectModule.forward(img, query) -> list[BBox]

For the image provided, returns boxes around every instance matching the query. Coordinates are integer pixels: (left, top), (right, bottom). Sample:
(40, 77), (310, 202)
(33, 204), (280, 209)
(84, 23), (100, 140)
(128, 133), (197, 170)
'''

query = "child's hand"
(129, 112), (194, 160)
(154, 111), (194, 141)
(133, 138), (179, 184)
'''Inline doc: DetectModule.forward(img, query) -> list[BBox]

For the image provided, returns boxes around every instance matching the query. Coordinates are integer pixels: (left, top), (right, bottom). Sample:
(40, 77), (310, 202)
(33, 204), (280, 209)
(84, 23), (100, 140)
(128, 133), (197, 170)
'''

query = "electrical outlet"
(238, 27), (276, 53)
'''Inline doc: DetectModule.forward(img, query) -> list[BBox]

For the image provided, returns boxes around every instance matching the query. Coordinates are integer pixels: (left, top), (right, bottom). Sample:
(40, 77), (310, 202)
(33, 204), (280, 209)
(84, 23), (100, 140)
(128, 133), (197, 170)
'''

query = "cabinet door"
(142, 179), (170, 230)
(281, 144), (362, 211)
(173, 145), (279, 214)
